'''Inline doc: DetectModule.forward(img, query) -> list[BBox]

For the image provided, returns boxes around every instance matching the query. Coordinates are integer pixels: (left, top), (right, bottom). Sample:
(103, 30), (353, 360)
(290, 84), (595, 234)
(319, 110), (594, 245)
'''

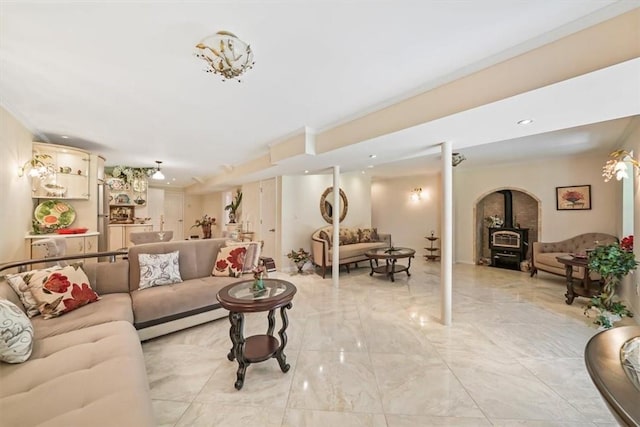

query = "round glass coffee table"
(216, 278), (297, 390)
(365, 247), (415, 282)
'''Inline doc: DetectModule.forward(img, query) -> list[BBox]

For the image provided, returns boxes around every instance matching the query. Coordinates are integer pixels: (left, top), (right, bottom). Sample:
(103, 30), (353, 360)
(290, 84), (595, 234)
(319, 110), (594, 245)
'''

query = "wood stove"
(489, 227), (529, 269)
(488, 190), (530, 270)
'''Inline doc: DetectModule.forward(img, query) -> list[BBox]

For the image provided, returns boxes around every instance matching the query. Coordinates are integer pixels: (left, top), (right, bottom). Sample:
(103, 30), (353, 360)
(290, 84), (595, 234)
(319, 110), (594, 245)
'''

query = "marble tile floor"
(142, 261), (620, 427)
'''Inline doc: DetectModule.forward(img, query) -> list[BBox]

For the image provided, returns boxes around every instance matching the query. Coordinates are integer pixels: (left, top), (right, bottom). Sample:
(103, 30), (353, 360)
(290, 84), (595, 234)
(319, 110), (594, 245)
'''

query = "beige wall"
(454, 152), (621, 264)
(280, 172), (371, 269)
(0, 107), (34, 263)
(371, 174), (441, 254)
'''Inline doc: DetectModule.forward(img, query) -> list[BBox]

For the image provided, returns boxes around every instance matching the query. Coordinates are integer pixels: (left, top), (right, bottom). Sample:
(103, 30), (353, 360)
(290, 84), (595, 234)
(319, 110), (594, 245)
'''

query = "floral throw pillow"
(0, 299), (34, 363)
(226, 241), (262, 273)
(27, 264), (100, 319)
(358, 228), (379, 243)
(338, 228), (358, 246)
(213, 246), (246, 277)
(5, 267), (62, 318)
(138, 251), (183, 290)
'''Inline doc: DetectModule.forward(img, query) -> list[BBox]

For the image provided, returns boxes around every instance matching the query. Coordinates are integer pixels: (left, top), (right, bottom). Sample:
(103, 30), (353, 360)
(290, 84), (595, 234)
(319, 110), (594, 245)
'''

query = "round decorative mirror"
(320, 187), (348, 223)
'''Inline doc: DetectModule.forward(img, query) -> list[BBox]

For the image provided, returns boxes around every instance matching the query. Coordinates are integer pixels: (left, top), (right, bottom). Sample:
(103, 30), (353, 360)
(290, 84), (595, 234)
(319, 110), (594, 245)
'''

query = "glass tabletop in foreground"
(217, 279), (297, 312)
(365, 247), (415, 258)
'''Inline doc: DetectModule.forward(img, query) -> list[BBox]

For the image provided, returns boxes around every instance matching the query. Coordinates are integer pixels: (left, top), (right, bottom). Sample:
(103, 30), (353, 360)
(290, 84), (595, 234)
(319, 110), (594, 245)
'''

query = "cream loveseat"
(311, 226), (391, 278)
(0, 238), (252, 427)
(530, 232), (618, 279)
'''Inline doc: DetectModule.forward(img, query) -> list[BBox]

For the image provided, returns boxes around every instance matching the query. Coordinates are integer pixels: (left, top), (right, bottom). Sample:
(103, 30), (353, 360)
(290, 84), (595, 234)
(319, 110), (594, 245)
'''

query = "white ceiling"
(1, 1), (639, 189)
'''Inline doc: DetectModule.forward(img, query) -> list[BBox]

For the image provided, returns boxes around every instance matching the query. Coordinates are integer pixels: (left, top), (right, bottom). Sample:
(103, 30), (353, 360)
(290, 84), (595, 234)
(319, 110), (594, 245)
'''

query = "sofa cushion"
(0, 321), (155, 427)
(319, 229), (332, 246)
(226, 241), (262, 273)
(128, 239), (226, 291)
(0, 299), (33, 363)
(5, 266), (64, 318)
(358, 227), (379, 243)
(28, 264), (100, 319)
(31, 293), (134, 340)
(339, 228), (359, 245)
(213, 246), (246, 277)
(138, 251), (183, 290)
(131, 276), (238, 327)
(329, 241), (388, 260)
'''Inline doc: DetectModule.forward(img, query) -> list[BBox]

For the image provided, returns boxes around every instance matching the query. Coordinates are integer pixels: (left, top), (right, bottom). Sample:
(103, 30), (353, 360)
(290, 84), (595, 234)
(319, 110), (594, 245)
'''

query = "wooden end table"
(556, 255), (601, 305)
(216, 279), (296, 390)
(365, 247), (415, 282)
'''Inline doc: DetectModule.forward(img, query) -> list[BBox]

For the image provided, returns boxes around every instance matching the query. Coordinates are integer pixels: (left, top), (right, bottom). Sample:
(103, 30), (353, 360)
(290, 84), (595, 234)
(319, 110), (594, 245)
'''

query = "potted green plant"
(224, 189), (242, 224)
(585, 235), (637, 328)
(287, 248), (311, 273)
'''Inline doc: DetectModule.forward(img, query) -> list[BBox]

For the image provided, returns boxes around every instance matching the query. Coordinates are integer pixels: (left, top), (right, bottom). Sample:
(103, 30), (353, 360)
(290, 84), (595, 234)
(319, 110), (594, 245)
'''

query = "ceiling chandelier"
(152, 161), (165, 180)
(194, 31), (254, 82)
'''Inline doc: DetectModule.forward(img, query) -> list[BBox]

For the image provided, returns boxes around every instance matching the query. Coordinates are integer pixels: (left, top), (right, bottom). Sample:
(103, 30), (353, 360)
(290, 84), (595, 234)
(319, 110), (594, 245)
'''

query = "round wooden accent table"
(365, 247), (415, 282)
(216, 279), (297, 390)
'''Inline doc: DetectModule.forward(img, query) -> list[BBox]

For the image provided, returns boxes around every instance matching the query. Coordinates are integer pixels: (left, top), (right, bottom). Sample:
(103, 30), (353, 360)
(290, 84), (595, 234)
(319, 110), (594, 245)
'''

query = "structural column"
(441, 141), (453, 326)
(332, 166), (340, 287)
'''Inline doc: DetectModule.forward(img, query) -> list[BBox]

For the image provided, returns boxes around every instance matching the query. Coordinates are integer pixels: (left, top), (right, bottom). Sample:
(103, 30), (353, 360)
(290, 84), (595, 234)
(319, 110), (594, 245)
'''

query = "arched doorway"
(474, 187), (541, 268)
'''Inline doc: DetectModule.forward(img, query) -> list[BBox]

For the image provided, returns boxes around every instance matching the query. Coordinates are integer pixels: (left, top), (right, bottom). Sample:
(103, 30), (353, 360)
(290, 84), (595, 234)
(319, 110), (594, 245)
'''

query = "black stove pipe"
(498, 190), (513, 228)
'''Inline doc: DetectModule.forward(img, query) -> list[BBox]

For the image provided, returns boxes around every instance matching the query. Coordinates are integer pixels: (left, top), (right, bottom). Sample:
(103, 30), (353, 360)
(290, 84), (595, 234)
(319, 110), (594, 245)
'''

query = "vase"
(228, 212), (236, 224)
(296, 261), (306, 273)
(201, 224), (212, 239)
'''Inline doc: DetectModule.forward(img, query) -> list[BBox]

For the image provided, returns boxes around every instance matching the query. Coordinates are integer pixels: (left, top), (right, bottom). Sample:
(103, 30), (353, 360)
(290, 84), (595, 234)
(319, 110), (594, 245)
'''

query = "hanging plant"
(106, 166), (155, 185)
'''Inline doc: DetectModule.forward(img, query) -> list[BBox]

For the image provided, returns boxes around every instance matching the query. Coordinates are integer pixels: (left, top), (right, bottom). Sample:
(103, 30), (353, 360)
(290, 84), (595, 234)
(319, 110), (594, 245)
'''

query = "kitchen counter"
(25, 231), (100, 239)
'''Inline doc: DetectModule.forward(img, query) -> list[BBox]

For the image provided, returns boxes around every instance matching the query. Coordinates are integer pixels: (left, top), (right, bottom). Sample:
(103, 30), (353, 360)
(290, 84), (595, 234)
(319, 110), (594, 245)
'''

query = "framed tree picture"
(556, 185), (591, 210)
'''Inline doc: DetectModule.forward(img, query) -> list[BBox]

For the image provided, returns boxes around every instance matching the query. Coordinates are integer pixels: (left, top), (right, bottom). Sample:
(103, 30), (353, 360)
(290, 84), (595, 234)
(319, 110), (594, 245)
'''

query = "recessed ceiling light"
(367, 165), (374, 169)
(361, 170), (365, 174)
(517, 119), (533, 125)
(61, 135), (69, 139)
(369, 154), (377, 159)
(304, 170), (309, 174)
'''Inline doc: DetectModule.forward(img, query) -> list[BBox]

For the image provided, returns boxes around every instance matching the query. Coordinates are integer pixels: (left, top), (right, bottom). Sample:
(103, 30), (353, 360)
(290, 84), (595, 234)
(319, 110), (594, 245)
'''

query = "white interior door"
(147, 188), (165, 231)
(164, 190), (184, 241)
(260, 178), (277, 259)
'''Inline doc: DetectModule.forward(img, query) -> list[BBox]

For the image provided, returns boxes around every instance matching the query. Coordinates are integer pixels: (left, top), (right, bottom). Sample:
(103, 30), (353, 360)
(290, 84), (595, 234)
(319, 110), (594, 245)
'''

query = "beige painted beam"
(316, 8), (640, 153)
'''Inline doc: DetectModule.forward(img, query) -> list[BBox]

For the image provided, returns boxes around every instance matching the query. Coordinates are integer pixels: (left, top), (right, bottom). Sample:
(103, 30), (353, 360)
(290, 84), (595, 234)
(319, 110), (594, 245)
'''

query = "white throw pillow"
(138, 251), (183, 290)
(0, 299), (34, 363)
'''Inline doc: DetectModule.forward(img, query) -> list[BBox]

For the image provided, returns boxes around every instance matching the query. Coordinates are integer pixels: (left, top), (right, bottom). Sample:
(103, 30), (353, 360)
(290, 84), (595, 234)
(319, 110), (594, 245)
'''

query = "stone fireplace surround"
(474, 188), (540, 267)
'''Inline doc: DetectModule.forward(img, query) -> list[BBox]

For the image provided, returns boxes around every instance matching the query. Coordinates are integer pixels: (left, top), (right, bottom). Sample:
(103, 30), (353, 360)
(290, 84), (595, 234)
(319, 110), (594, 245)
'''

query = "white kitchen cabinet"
(31, 143), (90, 200)
(26, 232), (101, 265)
(108, 224), (152, 250)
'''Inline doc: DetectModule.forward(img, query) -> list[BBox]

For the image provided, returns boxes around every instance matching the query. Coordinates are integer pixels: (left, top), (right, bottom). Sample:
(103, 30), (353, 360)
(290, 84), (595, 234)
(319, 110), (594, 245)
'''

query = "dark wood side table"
(556, 255), (601, 305)
(216, 279), (296, 390)
(365, 247), (415, 282)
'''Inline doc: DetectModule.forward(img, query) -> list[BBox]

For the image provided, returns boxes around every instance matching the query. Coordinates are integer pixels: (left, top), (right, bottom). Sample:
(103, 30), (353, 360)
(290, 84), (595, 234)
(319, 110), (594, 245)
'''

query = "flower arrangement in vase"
(191, 215), (216, 239)
(287, 248), (311, 273)
(585, 235), (637, 329)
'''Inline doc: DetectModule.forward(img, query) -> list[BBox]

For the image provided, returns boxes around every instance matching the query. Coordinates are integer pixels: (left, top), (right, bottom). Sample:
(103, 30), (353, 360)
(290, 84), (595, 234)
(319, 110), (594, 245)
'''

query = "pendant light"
(152, 161), (165, 180)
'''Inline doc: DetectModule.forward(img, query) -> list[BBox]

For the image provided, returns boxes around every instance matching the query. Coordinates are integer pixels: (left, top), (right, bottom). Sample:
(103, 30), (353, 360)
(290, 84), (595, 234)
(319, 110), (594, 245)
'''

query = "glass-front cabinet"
(31, 143), (90, 200)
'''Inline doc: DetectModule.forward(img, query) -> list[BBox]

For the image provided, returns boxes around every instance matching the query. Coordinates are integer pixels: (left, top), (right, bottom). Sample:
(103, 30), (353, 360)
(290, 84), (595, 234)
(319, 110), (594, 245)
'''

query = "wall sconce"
(17, 154), (54, 178)
(411, 187), (425, 201)
(602, 149), (639, 182)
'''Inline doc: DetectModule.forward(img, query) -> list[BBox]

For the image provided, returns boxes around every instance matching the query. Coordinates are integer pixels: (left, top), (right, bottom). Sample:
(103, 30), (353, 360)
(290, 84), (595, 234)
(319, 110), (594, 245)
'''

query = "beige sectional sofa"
(0, 238), (247, 427)
(311, 226), (391, 278)
(530, 232), (618, 279)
